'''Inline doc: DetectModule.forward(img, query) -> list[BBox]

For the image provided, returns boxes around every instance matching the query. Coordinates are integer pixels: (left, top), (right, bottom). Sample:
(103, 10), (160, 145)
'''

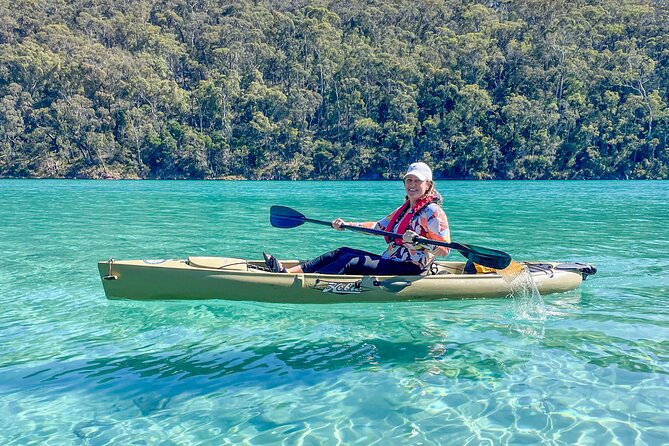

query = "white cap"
(403, 162), (432, 181)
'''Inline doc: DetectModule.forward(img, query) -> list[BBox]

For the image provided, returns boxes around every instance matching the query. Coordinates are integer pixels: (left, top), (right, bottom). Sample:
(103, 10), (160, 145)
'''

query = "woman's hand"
(332, 218), (347, 231)
(402, 230), (419, 244)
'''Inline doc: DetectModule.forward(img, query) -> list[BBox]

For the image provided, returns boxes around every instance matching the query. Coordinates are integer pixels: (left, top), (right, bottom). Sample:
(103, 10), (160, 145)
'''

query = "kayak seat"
(429, 262), (460, 275)
(430, 262), (498, 275)
(187, 256), (248, 271)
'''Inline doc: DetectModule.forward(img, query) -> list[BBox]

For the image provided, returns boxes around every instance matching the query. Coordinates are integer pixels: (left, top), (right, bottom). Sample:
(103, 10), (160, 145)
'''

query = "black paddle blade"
(270, 205), (306, 228)
(465, 245), (512, 269)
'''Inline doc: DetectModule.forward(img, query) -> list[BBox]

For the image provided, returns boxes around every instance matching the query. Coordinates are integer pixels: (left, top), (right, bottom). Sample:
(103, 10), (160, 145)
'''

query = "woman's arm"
(332, 210), (395, 232)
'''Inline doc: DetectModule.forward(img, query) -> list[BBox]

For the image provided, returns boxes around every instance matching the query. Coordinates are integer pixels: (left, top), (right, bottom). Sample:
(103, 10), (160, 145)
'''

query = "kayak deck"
(98, 257), (595, 303)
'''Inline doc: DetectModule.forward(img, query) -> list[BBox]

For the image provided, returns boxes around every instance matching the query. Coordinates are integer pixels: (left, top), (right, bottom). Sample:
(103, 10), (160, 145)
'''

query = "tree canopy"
(1, 0), (667, 179)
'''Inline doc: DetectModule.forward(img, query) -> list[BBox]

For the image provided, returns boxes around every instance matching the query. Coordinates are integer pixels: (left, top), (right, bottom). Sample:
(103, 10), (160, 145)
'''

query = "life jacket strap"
(384, 195), (438, 245)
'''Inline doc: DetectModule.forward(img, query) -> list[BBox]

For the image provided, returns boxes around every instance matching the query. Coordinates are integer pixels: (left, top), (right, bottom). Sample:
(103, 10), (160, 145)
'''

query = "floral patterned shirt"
(352, 203), (450, 269)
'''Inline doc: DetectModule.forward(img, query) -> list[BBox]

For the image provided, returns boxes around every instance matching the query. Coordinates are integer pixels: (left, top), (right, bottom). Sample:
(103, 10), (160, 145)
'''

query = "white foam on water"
(500, 262), (547, 321)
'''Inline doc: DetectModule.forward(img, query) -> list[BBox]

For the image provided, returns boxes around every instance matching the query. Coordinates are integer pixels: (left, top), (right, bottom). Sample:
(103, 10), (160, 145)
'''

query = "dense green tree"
(0, 0), (667, 179)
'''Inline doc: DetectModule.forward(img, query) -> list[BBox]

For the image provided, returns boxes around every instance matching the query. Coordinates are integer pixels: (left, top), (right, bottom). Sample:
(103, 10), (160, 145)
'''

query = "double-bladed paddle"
(270, 205), (512, 269)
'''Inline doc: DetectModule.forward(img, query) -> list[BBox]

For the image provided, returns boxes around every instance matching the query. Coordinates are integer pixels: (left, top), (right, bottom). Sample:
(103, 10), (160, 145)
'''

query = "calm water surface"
(1, 180), (668, 445)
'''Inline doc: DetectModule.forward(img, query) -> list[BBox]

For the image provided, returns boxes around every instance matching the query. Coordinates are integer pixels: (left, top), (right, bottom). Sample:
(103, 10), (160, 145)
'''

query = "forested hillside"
(0, 0), (667, 179)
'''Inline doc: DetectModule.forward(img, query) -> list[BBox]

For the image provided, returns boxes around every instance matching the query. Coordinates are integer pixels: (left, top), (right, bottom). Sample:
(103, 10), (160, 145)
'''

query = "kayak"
(98, 256), (596, 303)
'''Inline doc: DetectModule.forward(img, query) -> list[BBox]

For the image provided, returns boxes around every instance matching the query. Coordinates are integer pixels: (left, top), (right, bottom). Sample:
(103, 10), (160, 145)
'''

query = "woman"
(264, 162), (450, 275)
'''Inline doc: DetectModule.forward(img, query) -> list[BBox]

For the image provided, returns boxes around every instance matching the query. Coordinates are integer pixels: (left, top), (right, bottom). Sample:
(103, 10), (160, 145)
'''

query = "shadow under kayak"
(98, 257), (596, 303)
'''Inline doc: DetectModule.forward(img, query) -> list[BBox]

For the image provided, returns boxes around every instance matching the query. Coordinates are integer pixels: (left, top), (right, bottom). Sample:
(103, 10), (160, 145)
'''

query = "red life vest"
(384, 195), (438, 245)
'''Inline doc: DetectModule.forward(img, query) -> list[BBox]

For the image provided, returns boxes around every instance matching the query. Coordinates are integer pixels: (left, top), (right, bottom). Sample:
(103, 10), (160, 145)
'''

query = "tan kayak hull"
(98, 257), (587, 303)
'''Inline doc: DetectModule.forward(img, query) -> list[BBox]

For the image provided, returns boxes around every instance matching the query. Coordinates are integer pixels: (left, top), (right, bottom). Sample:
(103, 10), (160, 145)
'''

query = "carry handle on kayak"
(269, 205), (512, 270)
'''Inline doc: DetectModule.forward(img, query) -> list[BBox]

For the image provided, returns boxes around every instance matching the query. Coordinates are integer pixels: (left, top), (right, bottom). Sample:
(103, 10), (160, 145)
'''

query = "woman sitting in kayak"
(263, 162), (451, 275)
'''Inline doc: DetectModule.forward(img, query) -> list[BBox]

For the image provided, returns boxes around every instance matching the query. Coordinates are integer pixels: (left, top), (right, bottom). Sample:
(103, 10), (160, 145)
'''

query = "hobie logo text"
(321, 282), (362, 294)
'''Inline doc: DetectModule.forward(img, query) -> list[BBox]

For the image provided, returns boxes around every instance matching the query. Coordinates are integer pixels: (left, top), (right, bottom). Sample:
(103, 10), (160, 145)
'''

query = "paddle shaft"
(270, 205), (512, 269)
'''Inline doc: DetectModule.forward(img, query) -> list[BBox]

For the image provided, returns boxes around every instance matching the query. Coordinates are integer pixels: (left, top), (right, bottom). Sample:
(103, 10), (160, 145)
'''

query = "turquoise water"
(1, 179), (668, 445)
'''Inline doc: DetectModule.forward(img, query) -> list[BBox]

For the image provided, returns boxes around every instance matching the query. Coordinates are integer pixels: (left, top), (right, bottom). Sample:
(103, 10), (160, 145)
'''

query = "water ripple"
(1, 180), (668, 444)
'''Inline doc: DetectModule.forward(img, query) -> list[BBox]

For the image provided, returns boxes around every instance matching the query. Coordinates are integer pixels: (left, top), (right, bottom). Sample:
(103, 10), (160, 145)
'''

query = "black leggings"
(300, 247), (424, 275)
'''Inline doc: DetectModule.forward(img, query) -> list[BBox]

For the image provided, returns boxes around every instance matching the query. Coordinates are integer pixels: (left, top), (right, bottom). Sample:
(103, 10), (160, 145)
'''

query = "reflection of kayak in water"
(98, 257), (596, 303)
